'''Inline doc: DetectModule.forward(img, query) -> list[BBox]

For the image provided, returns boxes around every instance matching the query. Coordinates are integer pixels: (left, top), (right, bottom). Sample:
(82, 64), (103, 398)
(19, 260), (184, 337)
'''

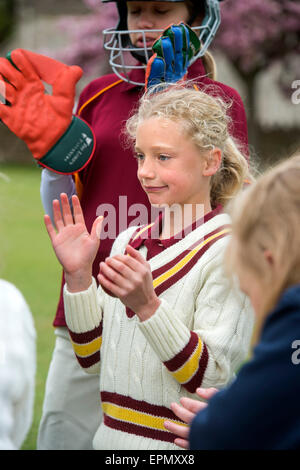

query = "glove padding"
(0, 49), (95, 174)
(145, 23), (201, 92)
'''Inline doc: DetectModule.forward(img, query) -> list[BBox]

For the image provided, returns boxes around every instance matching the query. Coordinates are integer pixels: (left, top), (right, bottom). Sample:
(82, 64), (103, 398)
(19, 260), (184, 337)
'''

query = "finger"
(99, 261), (129, 289)
(180, 23), (200, 62)
(105, 257), (133, 279)
(52, 198), (65, 230)
(174, 438), (189, 450)
(0, 57), (23, 89)
(164, 420), (189, 440)
(160, 37), (175, 82)
(112, 253), (144, 273)
(97, 271), (124, 298)
(9, 49), (40, 82)
(71, 195), (85, 225)
(19, 49), (82, 87)
(44, 214), (57, 243)
(60, 193), (74, 225)
(91, 216), (104, 241)
(170, 401), (195, 424)
(125, 244), (148, 265)
(171, 25), (185, 75)
(145, 53), (165, 91)
(179, 396), (207, 414)
(51, 64), (82, 101)
(196, 387), (219, 400)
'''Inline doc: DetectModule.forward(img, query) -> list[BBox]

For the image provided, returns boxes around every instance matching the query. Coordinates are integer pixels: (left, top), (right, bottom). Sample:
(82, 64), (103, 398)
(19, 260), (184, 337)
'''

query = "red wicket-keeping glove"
(0, 49), (95, 174)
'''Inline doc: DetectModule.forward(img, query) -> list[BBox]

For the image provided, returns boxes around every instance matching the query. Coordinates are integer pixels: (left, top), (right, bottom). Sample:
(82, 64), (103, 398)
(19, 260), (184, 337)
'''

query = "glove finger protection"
(0, 49), (95, 174)
(145, 23), (200, 92)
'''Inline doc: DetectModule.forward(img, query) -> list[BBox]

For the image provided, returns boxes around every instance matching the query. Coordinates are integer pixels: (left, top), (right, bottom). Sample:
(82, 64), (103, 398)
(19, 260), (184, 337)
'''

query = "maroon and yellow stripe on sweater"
(126, 224), (231, 318)
(101, 391), (187, 443)
(68, 321), (103, 369)
(127, 224), (231, 391)
(164, 332), (209, 392)
(152, 225), (231, 295)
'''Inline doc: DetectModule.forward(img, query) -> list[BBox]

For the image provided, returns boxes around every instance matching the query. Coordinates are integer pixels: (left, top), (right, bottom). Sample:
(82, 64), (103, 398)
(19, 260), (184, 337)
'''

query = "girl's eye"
(155, 9), (170, 15)
(159, 154), (170, 161)
(134, 153), (144, 161)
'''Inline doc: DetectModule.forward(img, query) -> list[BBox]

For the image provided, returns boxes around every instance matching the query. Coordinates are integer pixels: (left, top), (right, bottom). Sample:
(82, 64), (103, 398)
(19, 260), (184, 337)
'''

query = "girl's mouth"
(136, 36), (156, 48)
(144, 185), (168, 192)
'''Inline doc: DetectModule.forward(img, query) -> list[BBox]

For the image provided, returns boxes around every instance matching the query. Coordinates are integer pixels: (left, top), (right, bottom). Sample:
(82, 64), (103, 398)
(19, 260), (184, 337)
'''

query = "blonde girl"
(165, 153), (300, 450)
(44, 85), (254, 450)
(37, 0), (250, 451)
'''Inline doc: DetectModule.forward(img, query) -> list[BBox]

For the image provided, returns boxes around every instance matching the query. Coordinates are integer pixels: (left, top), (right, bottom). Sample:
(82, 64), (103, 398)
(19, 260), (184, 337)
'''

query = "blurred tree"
(0, 0), (16, 44)
(211, 0), (300, 150)
(53, 0), (118, 77)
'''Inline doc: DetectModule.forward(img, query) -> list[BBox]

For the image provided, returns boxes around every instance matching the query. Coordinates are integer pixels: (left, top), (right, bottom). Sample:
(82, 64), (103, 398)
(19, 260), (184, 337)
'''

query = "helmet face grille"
(102, 0), (221, 85)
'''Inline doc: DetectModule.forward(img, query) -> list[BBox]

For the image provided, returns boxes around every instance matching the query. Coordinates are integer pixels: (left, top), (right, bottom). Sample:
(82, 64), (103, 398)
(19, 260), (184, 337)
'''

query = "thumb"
(91, 216), (104, 241)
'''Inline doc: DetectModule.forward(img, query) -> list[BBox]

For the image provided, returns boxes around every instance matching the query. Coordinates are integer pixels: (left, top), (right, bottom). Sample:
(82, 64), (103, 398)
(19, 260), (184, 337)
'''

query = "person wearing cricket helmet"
(102, 0), (223, 85)
(5, 0), (249, 450)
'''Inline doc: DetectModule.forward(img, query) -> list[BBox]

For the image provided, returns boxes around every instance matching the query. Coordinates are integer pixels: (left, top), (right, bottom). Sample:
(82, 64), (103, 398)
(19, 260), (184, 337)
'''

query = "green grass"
(0, 163), (61, 450)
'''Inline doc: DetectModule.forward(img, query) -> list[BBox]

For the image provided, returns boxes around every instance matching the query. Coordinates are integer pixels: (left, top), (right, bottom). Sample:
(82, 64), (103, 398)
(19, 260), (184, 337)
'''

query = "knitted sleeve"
(64, 277), (104, 374)
(138, 242), (254, 392)
(63, 225), (138, 374)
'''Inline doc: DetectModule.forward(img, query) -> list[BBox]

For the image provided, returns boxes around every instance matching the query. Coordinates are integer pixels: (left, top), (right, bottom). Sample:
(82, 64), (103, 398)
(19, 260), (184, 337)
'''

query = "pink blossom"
(212, 0), (300, 77)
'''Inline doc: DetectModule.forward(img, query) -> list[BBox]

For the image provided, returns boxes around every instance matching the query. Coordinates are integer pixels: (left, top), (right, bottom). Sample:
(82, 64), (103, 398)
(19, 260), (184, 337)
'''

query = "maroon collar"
(130, 204), (224, 252)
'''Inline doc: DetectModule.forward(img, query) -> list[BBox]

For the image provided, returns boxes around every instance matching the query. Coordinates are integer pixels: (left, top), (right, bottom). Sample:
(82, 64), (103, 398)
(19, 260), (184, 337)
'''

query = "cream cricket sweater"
(63, 212), (254, 450)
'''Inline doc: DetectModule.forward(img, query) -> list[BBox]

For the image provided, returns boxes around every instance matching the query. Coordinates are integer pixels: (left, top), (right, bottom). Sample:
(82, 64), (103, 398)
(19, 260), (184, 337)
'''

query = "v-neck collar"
(129, 204), (224, 253)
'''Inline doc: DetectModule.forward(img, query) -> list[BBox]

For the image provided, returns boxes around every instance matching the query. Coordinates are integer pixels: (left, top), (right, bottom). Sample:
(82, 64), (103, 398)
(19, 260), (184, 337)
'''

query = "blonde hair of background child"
(126, 83), (253, 208)
(225, 152), (300, 336)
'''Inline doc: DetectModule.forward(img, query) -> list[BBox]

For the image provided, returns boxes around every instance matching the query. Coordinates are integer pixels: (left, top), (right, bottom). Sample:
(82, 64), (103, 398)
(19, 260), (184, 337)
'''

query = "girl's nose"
(136, 12), (155, 30)
(138, 159), (156, 180)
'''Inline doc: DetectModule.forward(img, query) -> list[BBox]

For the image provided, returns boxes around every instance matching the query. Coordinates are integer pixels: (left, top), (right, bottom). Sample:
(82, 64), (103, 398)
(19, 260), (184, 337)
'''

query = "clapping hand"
(98, 244), (161, 322)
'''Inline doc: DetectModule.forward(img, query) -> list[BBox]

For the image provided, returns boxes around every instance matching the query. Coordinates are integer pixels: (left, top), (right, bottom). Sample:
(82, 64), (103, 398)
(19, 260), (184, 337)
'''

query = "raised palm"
(44, 193), (102, 275)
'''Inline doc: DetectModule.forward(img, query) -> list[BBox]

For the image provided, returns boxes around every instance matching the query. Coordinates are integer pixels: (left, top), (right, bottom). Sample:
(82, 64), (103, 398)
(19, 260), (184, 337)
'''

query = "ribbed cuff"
(63, 277), (102, 333)
(138, 298), (191, 362)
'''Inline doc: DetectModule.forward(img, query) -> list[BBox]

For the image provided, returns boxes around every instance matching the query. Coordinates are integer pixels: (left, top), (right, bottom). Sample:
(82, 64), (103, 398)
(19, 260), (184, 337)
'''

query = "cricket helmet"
(102, 0), (223, 85)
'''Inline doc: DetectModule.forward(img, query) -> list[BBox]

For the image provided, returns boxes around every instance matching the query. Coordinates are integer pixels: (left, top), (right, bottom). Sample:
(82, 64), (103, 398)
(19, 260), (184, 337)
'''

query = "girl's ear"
(263, 249), (275, 267)
(203, 148), (222, 177)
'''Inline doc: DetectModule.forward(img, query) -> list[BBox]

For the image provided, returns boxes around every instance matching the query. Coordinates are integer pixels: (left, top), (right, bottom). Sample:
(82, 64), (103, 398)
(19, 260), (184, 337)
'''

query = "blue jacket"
(190, 284), (300, 450)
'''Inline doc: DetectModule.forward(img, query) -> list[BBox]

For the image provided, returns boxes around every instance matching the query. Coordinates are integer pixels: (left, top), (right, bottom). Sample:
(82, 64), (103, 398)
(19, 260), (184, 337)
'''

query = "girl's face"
(135, 117), (218, 211)
(127, 1), (190, 48)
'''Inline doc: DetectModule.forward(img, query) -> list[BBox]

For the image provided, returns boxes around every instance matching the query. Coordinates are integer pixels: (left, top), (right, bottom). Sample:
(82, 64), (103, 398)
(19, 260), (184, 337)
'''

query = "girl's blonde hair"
(225, 152), (300, 324)
(126, 83), (252, 207)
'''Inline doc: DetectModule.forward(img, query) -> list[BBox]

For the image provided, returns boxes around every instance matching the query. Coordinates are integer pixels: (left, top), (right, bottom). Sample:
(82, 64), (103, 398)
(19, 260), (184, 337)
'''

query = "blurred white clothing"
(0, 280), (36, 450)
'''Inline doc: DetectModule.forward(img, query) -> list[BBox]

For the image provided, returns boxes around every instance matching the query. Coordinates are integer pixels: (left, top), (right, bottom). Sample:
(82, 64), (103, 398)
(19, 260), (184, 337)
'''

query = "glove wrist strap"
(39, 116), (95, 174)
